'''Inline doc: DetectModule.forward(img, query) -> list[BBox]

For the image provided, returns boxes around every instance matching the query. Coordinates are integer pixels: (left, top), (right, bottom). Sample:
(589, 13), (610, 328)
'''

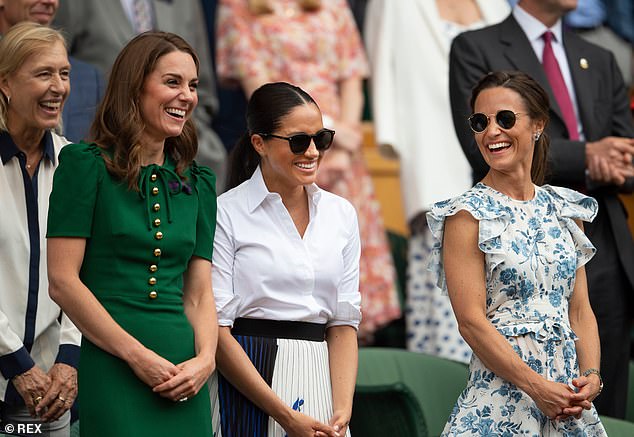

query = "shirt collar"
(513, 4), (564, 44)
(0, 130), (56, 166)
(246, 165), (322, 213)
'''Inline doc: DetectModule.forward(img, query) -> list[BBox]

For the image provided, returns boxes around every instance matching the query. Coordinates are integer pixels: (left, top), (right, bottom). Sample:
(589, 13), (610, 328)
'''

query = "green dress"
(47, 142), (216, 436)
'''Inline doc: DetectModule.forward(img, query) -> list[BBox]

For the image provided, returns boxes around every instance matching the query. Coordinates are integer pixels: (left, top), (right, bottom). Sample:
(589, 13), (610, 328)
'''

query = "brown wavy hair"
(90, 31), (200, 190)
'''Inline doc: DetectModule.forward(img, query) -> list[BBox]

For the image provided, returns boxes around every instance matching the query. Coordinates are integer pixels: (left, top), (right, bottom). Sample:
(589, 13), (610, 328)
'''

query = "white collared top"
(212, 166), (362, 329)
(0, 131), (80, 404)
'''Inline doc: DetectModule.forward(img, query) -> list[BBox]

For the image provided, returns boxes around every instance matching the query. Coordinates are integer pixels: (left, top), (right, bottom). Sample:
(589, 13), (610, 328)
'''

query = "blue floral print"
(427, 183), (606, 436)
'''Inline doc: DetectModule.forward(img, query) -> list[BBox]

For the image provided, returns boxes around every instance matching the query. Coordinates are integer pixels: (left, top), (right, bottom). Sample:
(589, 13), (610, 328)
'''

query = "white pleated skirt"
(211, 335), (351, 437)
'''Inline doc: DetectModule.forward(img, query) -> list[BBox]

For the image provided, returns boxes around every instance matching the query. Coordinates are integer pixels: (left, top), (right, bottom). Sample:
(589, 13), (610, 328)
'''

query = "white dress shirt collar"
(513, 4), (564, 45)
(246, 165), (322, 214)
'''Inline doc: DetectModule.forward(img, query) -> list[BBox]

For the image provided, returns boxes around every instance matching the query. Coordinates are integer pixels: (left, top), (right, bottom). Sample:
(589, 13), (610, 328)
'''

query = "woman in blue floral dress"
(428, 71), (606, 435)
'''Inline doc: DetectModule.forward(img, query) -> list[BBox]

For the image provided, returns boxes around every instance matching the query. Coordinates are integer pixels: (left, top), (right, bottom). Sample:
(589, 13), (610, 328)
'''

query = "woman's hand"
(152, 355), (215, 402)
(570, 374), (601, 402)
(37, 363), (78, 422)
(11, 366), (52, 417)
(280, 409), (340, 437)
(555, 374), (599, 420)
(324, 409), (351, 437)
(529, 379), (578, 420)
(127, 347), (180, 388)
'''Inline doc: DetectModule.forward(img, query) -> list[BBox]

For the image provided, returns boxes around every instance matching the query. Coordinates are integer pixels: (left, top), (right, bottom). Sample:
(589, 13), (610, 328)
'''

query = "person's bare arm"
(444, 210), (576, 418)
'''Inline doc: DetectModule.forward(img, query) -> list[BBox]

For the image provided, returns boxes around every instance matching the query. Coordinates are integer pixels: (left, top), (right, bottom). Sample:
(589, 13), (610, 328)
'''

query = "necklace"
(25, 150), (43, 170)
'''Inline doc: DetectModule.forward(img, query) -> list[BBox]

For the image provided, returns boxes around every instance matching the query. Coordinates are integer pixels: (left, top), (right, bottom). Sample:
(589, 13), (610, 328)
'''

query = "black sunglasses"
(259, 128), (335, 154)
(468, 110), (523, 133)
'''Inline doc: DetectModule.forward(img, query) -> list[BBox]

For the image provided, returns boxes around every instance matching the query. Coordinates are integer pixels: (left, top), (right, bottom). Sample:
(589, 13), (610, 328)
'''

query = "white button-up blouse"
(0, 131), (80, 404)
(212, 166), (362, 329)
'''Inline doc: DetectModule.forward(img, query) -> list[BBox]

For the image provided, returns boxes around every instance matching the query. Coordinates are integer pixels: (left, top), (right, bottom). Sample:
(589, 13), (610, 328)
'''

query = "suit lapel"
(498, 16), (567, 127)
(563, 31), (595, 139)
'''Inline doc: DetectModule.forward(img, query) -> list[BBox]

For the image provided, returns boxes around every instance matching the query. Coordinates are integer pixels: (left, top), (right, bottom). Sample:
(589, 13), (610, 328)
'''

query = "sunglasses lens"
(315, 130), (334, 150)
(289, 134), (312, 154)
(469, 113), (488, 133)
(496, 110), (517, 129)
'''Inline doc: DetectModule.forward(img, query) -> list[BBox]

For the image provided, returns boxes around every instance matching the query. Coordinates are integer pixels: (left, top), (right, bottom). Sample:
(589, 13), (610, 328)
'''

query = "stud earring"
(534, 132), (541, 141)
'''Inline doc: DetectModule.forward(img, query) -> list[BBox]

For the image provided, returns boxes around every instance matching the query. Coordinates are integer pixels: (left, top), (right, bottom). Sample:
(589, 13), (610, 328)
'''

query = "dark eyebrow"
(162, 73), (199, 82)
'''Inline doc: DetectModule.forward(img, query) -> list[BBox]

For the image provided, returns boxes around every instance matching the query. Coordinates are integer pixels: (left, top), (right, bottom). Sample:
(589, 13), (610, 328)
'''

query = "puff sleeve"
(47, 142), (103, 238)
(191, 163), (218, 261)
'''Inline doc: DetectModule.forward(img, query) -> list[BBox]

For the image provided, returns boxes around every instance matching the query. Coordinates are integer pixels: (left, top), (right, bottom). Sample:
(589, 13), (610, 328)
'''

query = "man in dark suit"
(0, 0), (104, 143)
(449, 0), (634, 418)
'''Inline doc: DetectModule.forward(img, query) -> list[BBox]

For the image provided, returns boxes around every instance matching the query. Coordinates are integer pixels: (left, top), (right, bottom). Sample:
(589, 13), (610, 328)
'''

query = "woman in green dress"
(46, 32), (218, 436)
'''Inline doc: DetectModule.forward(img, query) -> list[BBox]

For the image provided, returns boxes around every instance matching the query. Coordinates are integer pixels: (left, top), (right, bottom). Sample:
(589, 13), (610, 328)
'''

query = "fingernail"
(334, 425), (340, 431)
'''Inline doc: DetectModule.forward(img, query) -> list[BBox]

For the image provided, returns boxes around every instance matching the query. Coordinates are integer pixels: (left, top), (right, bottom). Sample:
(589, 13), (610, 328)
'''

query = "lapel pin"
(580, 58), (589, 69)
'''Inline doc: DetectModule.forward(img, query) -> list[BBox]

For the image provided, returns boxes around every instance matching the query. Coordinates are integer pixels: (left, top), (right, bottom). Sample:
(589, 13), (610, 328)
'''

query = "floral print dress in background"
(427, 183), (606, 436)
(216, 0), (400, 341)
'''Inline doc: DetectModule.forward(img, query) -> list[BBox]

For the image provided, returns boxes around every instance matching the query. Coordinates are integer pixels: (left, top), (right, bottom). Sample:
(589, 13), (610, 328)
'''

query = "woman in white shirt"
(0, 23), (79, 434)
(211, 82), (361, 437)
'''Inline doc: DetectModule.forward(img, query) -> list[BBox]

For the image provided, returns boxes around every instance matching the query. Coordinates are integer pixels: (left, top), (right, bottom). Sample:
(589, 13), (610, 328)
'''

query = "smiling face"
(0, 0), (58, 30)
(0, 39), (69, 138)
(254, 102), (324, 193)
(473, 87), (544, 177)
(138, 50), (198, 147)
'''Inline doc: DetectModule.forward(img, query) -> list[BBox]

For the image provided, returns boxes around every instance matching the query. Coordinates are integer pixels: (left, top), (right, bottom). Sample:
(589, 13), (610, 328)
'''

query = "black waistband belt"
(231, 318), (326, 342)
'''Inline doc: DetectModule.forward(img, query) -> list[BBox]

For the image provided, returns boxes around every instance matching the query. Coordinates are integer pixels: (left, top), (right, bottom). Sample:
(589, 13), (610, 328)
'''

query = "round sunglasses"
(259, 128), (335, 154)
(468, 110), (524, 133)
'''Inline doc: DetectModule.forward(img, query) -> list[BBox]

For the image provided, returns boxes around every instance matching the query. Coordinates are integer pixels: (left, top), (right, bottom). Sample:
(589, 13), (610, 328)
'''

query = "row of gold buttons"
(149, 173), (161, 300)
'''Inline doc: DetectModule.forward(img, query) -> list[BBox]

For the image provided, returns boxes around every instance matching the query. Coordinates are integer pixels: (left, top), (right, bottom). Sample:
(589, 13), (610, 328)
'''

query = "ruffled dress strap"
(541, 185), (598, 268)
(426, 184), (513, 294)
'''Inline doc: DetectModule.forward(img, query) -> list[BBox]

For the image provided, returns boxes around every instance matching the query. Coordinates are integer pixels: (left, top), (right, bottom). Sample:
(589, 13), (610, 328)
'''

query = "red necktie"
(542, 31), (579, 140)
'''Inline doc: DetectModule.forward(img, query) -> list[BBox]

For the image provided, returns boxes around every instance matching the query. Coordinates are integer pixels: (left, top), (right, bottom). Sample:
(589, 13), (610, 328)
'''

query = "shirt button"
(151, 174), (157, 182)
(152, 187), (159, 195)
(148, 277), (157, 285)
(149, 264), (158, 273)
(153, 203), (160, 212)
(153, 218), (161, 227)
(155, 231), (163, 240)
(148, 291), (158, 299)
(153, 248), (161, 257)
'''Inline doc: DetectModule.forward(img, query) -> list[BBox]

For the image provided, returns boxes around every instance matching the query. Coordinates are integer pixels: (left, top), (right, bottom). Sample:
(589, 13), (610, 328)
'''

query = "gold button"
(153, 203), (160, 212)
(148, 277), (157, 285)
(153, 248), (161, 257)
(151, 174), (157, 182)
(155, 231), (163, 240)
(153, 218), (161, 227)
(152, 187), (159, 195)
(148, 291), (158, 299)
(149, 264), (158, 273)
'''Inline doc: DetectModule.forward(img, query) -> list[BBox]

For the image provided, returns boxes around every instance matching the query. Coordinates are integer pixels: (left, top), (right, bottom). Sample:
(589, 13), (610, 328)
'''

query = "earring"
(534, 131), (541, 141)
(6, 95), (9, 105)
